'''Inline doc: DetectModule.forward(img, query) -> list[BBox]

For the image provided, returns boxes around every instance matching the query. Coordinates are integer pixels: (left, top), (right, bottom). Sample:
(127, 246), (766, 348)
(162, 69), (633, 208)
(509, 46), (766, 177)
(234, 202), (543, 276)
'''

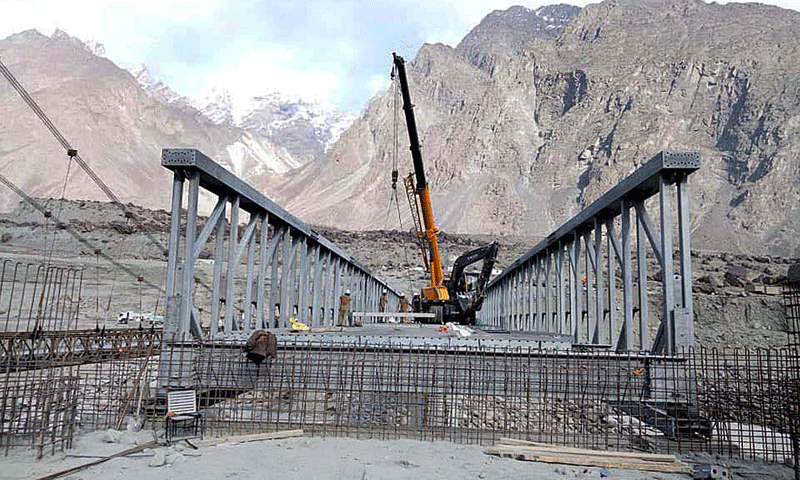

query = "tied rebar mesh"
(150, 335), (799, 470)
(3, 331), (799, 474)
(784, 280), (800, 348)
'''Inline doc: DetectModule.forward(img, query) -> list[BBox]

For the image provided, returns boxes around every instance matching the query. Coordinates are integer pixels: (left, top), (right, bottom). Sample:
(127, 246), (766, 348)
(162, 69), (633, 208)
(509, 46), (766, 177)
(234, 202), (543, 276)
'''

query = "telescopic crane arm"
(392, 53), (449, 301)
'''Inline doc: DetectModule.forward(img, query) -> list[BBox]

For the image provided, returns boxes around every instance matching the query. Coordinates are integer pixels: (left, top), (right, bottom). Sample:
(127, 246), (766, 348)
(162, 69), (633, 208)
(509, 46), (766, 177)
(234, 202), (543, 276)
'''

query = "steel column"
(165, 172), (183, 299)
(636, 205), (649, 349)
(224, 196), (240, 331)
(677, 174), (694, 350)
(180, 172), (199, 334)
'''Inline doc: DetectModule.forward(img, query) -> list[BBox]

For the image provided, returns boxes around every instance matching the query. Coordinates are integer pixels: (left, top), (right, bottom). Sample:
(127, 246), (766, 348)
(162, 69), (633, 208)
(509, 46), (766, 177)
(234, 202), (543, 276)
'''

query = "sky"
(1, 0), (799, 115)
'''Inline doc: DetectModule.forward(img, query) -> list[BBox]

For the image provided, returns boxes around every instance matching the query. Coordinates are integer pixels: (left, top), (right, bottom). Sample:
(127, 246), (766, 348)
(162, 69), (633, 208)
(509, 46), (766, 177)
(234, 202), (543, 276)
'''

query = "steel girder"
(483, 151), (700, 354)
(160, 149), (400, 340)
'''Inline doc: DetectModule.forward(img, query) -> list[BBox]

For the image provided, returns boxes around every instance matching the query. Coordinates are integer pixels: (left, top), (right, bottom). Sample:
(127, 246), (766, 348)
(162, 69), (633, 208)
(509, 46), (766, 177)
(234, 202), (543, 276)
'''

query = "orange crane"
(392, 53), (449, 305)
(392, 53), (498, 324)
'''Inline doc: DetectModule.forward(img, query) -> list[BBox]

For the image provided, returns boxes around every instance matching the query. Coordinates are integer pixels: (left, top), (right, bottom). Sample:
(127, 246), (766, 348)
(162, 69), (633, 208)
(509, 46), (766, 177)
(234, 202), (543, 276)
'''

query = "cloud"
(206, 48), (347, 111)
(2, 0), (800, 114)
(366, 73), (390, 98)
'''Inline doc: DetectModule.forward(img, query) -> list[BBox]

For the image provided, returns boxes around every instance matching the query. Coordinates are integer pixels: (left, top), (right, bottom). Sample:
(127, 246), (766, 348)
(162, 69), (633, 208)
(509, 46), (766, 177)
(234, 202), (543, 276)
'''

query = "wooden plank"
(307, 326), (345, 333)
(490, 445), (675, 464)
(484, 447), (691, 474)
(496, 439), (677, 462)
(351, 312), (436, 318)
(37, 441), (158, 480)
(194, 429), (304, 448)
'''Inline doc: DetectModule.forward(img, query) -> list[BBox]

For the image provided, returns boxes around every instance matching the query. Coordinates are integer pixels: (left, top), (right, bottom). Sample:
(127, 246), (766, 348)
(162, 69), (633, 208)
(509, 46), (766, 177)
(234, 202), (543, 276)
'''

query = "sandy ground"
(2, 428), (797, 480)
(0, 429), (700, 480)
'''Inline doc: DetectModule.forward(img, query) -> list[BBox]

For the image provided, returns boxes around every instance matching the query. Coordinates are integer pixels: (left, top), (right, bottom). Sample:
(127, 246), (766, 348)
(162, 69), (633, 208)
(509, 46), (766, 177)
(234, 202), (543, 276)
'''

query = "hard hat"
(345, 289), (351, 295)
(400, 292), (405, 297)
(382, 289), (387, 294)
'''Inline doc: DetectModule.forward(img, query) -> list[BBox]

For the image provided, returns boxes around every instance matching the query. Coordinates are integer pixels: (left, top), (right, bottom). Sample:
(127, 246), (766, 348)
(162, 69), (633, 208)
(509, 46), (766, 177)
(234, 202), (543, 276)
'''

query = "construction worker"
(397, 292), (410, 323)
(338, 290), (352, 326)
(379, 289), (388, 315)
(397, 292), (409, 313)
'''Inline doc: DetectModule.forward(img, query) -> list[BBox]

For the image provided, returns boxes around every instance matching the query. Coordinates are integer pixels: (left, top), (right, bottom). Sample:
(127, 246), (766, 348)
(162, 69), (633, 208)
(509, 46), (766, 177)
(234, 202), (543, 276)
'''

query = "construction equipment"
(392, 52), (498, 325)
(289, 317), (310, 332)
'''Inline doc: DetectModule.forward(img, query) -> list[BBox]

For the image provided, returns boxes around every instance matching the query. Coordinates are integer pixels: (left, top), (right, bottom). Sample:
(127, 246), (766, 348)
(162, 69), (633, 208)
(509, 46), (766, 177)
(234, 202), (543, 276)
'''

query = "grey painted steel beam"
(487, 151), (699, 288)
(656, 174), (676, 355)
(332, 258), (341, 325)
(592, 218), (603, 345)
(311, 245), (322, 326)
(191, 197), (226, 262)
(165, 172), (183, 298)
(162, 146), (402, 339)
(233, 214), (258, 265)
(279, 228), (294, 327)
(298, 237), (310, 323)
(485, 151), (699, 354)
(267, 225), (284, 328)
(210, 207), (226, 337)
(180, 172), (199, 334)
(620, 198), (633, 352)
(676, 174), (694, 350)
(636, 207), (649, 350)
(634, 201), (664, 268)
(243, 215), (257, 332)
(224, 196), (240, 332)
(255, 214), (270, 329)
(606, 219), (616, 347)
(161, 148), (398, 295)
(559, 247), (566, 334)
(528, 264), (535, 331)
(583, 231), (593, 344)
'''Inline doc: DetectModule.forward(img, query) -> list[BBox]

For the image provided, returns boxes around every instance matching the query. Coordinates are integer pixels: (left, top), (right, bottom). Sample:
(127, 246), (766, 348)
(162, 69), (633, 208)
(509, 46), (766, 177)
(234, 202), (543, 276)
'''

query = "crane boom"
(392, 53), (449, 301)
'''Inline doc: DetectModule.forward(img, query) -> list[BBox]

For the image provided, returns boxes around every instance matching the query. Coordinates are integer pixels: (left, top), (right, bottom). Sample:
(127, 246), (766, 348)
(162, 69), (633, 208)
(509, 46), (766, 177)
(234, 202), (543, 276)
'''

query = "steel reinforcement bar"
(0, 328), (161, 372)
(483, 151), (700, 354)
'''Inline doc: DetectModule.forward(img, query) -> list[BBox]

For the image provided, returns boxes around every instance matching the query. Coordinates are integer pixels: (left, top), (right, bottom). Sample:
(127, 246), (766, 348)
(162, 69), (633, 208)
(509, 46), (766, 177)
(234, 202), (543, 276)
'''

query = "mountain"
(193, 86), (235, 126)
(238, 93), (355, 163)
(129, 67), (356, 165)
(280, 0), (800, 257)
(0, 29), (345, 211)
(2, 1), (799, 258)
(126, 64), (192, 109)
(456, 4), (580, 76)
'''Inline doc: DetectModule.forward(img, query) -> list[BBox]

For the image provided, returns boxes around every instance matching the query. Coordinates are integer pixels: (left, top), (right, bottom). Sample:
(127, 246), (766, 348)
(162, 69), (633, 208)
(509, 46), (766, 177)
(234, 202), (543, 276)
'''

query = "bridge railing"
(482, 151), (700, 354)
(161, 148), (400, 340)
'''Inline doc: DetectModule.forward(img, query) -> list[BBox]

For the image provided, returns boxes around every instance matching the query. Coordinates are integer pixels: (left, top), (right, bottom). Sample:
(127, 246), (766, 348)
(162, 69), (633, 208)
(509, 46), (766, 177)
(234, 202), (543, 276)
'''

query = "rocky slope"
(281, 0), (800, 257)
(456, 4), (580, 76)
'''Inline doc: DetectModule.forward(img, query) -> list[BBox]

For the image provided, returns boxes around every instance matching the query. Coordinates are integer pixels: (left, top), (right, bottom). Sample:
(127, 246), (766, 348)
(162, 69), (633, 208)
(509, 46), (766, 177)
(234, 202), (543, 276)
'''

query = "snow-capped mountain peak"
(50, 29), (106, 57)
(126, 64), (356, 163)
(238, 93), (356, 153)
(193, 86), (235, 126)
(125, 64), (189, 106)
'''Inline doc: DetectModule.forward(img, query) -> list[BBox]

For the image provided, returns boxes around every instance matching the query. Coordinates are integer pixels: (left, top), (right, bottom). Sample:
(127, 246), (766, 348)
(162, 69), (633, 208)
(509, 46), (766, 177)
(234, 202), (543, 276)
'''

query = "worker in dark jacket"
(398, 293), (409, 312)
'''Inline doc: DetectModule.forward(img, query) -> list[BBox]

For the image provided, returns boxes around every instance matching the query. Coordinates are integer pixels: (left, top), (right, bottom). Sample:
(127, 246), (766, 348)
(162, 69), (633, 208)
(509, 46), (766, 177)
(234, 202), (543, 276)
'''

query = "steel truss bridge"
(161, 149), (401, 342)
(483, 151), (700, 354)
(0, 328), (161, 372)
(160, 149), (699, 357)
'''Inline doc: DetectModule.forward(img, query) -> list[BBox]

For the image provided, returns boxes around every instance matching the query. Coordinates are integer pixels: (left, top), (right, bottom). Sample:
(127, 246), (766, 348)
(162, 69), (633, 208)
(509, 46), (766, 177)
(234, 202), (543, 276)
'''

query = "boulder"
(724, 266), (748, 287)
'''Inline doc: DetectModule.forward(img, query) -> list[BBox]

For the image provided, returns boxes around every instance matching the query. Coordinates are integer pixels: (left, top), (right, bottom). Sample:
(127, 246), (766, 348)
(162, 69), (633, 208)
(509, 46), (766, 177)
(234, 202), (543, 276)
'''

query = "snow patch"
(194, 86), (234, 126)
(226, 133), (303, 176)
